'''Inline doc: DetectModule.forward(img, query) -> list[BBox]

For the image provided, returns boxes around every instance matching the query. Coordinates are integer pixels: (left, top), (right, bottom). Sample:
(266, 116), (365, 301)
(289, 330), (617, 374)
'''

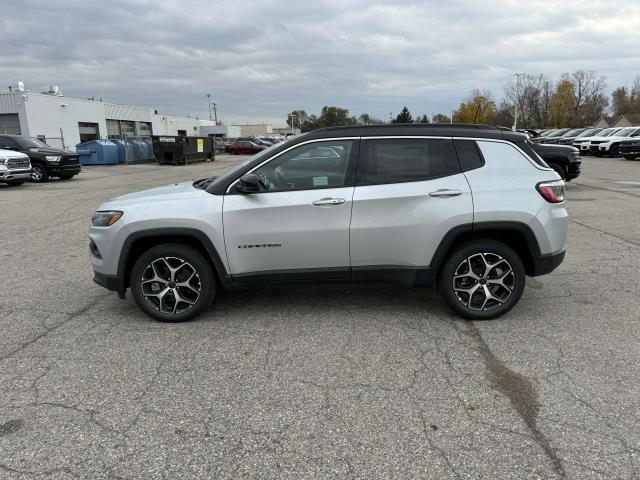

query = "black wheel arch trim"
(428, 221), (547, 275)
(112, 228), (232, 297)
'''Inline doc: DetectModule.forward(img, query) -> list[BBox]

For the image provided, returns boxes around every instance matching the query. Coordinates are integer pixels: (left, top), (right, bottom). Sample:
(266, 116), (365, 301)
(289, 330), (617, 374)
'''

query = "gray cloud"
(1, 0), (638, 126)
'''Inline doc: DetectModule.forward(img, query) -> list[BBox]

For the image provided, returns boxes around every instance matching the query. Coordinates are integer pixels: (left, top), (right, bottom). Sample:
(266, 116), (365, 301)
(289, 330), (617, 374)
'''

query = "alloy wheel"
(140, 256), (201, 315)
(452, 252), (515, 311)
(31, 166), (44, 181)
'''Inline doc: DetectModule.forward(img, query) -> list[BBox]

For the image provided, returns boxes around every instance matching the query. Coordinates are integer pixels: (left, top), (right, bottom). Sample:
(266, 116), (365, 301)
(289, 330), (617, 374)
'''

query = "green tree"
(392, 106), (413, 123)
(431, 113), (451, 123)
(300, 106), (357, 132)
(415, 114), (430, 123)
(286, 110), (307, 129)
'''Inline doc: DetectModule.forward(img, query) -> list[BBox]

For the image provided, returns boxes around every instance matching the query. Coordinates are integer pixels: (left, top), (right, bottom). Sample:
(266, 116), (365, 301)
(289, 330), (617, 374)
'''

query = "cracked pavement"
(0, 154), (638, 479)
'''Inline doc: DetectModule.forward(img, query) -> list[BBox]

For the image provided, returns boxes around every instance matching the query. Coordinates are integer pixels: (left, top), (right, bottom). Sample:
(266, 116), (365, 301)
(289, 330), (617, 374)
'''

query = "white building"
(0, 83), (220, 148)
(232, 123), (273, 137)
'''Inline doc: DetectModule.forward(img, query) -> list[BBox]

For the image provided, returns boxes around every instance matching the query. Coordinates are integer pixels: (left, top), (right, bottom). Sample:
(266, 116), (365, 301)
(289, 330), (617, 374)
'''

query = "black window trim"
(226, 137), (361, 195)
(452, 138), (486, 172)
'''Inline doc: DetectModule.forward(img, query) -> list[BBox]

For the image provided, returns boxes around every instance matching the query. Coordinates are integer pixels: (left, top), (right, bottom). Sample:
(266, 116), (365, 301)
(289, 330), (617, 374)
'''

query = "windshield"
(209, 143), (280, 189)
(599, 128), (620, 137)
(550, 129), (569, 137)
(561, 129), (580, 137)
(15, 136), (50, 149)
(540, 129), (556, 137)
(577, 129), (600, 137)
(614, 128), (635, 137)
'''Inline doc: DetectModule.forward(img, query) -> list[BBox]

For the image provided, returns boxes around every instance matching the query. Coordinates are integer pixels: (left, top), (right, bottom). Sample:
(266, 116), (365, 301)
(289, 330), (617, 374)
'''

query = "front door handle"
(428, 189), (463, 198)
(312, 197), (345, 206)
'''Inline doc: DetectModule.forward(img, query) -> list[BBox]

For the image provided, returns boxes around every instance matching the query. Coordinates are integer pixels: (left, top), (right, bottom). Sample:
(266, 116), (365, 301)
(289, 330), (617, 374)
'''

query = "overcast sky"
(1, 0), (639, 126)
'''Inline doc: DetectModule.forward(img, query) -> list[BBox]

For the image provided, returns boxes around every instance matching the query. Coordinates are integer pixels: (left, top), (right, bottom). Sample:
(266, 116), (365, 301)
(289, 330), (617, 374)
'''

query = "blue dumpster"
(75, 140), (119, 165)
(111, 140), (127, 164)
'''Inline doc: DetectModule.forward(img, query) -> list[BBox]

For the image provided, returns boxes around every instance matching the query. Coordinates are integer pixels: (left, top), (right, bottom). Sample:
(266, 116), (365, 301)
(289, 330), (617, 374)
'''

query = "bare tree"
(565, 70), (608, 126)
(504, 74), (553, 128)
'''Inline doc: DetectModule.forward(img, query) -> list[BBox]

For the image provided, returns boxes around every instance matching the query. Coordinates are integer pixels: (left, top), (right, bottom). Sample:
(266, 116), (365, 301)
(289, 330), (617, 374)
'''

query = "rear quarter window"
(453, 139), (485, 171)
(476, 140), (549, 171)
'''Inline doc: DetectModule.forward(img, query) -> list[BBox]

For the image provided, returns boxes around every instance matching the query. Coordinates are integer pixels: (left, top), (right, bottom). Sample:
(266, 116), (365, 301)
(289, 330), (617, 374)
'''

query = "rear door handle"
(312, 197), (345, 206)
(428, 189), (463, 198)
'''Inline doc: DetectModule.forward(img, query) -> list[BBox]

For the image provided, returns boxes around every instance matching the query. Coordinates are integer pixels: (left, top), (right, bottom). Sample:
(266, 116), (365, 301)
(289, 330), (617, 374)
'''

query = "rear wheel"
(130, 244), (215, 322)
(31, 164), (48, 183)
(438, 240), (526, 320)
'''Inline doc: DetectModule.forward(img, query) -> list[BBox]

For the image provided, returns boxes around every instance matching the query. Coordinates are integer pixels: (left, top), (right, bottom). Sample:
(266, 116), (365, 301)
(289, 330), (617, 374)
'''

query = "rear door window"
(357, 138), (460, 185)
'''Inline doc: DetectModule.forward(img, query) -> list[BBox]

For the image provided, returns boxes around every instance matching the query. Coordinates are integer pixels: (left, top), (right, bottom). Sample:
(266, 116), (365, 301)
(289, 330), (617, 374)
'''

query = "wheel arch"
(117, 228), (231, 295)
(430, 222), (542, 277)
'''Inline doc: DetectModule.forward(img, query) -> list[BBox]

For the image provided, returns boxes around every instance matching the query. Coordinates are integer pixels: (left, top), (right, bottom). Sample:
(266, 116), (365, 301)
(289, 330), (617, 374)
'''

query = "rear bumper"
(530, 249), (565, 276)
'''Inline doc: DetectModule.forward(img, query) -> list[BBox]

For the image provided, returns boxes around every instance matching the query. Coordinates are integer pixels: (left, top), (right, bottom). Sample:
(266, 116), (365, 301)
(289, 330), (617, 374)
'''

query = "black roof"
(296, 123), (526, 143)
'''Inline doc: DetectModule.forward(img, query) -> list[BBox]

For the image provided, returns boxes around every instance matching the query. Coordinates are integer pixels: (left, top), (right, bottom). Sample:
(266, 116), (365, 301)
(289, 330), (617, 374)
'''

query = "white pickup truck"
(0, 149), (32, 186)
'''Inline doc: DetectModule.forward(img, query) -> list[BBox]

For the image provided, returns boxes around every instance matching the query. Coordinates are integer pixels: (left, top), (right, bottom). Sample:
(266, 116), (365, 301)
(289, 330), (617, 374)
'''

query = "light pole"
(206, 93), (212, 121)
(213, 103), (218, 123)
(512, 73), (525, 131)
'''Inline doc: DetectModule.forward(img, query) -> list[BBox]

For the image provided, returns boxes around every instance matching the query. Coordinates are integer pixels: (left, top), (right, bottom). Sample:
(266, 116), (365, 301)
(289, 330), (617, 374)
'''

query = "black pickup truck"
(531, 142), (581, 181)
(0, 134), (81, 183)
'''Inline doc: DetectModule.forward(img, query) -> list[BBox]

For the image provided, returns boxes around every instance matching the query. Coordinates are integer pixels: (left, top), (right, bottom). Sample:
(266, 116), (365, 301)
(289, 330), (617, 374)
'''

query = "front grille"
(6, 158), (30, 169)
(590, 141), (603, 145)
(61, 155), (80, 165)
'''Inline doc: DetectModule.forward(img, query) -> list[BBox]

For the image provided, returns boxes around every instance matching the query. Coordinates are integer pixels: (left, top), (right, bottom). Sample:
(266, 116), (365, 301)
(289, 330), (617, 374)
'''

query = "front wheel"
(438, 240), (526, 320)
(59, 174), (75, 180)
(6, 181), (24, 186)
(31, 164), (49, 183)
(130, 244), (216, 322)
(624, 155), (638, 161)
(609, 145), (620, 158)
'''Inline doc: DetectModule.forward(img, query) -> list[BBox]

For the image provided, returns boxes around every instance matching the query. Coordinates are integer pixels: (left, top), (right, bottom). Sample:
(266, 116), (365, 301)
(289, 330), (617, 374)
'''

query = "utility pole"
(512, 73), (525, 131)
(206, 94), (212, 121)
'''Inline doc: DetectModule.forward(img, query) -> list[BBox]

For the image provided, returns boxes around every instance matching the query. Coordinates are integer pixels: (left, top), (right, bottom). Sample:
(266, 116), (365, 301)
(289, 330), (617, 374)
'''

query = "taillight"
(536, 180), (565, 203)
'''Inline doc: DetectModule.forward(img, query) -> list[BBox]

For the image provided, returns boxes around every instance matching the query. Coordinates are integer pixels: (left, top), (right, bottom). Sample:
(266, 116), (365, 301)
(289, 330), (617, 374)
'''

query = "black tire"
(58, 174), (75, 180)
(609, 145), (620, 158)
(623, 155), (637, 161)
(549, 163), (566, 180)
(6, 181), (24, 186)
(130, 244), (216, 322)
(31, 164), (49, 183)
(438, 240), (526, 320)
(228, 149), (237, 155)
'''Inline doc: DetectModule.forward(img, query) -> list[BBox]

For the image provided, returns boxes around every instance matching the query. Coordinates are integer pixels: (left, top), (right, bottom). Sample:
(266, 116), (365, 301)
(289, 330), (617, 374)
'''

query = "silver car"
(90, 125), (567, 322)
(0, 149), (32, 186)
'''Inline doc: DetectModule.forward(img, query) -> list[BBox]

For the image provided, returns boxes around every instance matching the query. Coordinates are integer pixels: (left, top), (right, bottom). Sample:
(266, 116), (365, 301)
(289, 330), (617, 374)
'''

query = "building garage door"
(78, 122), (100, 142)
(0, 114), (21, 135)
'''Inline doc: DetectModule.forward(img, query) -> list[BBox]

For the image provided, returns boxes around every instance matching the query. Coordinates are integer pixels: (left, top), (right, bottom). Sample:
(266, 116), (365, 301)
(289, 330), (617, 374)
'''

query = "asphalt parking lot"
(0, 154), (639, 480)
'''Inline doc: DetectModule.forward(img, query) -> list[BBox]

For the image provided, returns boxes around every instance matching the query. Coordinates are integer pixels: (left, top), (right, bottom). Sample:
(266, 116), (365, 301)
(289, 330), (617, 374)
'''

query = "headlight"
(46, 156), (61, 163)
(92, 210), (123, 227)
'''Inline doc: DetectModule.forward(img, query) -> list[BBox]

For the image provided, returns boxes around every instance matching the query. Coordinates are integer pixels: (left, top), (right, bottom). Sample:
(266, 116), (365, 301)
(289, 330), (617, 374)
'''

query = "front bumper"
(0, 169), (32, 182)
(50, 163), (81, 177)
(93, 271), (126, 298)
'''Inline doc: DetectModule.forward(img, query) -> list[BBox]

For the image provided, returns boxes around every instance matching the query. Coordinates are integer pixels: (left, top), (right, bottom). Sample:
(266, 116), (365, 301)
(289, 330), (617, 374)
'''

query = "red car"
(225, 141), (266, 155)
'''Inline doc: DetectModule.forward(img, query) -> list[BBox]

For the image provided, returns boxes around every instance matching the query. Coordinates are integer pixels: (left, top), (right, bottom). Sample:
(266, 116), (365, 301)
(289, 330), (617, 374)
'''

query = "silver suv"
(90, 125), (567, 322)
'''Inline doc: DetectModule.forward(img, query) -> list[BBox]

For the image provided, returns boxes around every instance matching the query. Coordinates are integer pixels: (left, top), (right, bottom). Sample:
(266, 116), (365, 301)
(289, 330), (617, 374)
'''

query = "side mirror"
(236, 173), (261, 193)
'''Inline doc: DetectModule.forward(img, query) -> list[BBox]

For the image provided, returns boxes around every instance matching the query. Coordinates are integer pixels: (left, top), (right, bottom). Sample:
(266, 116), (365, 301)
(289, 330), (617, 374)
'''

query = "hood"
(0, 149), (30, 160)
(27, 147), (76, 156)
(102, 181), (199, 208)
(532, 143), (578, 155)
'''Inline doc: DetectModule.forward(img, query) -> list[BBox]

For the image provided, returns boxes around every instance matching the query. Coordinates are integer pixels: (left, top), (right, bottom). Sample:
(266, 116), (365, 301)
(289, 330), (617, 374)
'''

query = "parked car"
(90, 124), (567, 322)
(530, 129), (558, 143)
(224, 141), (267, 155)
(568, 128), (603, 149)
(530, 142), (581, 181)
(592, 126), (640, 157)
(574, 127), (622, 155)
(0, 134), (81, 183)
(0, 149), (32, 186)
(555, 128), (590, 145)
(537, 128), (572, 144)
(619, 137), (640, 160)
